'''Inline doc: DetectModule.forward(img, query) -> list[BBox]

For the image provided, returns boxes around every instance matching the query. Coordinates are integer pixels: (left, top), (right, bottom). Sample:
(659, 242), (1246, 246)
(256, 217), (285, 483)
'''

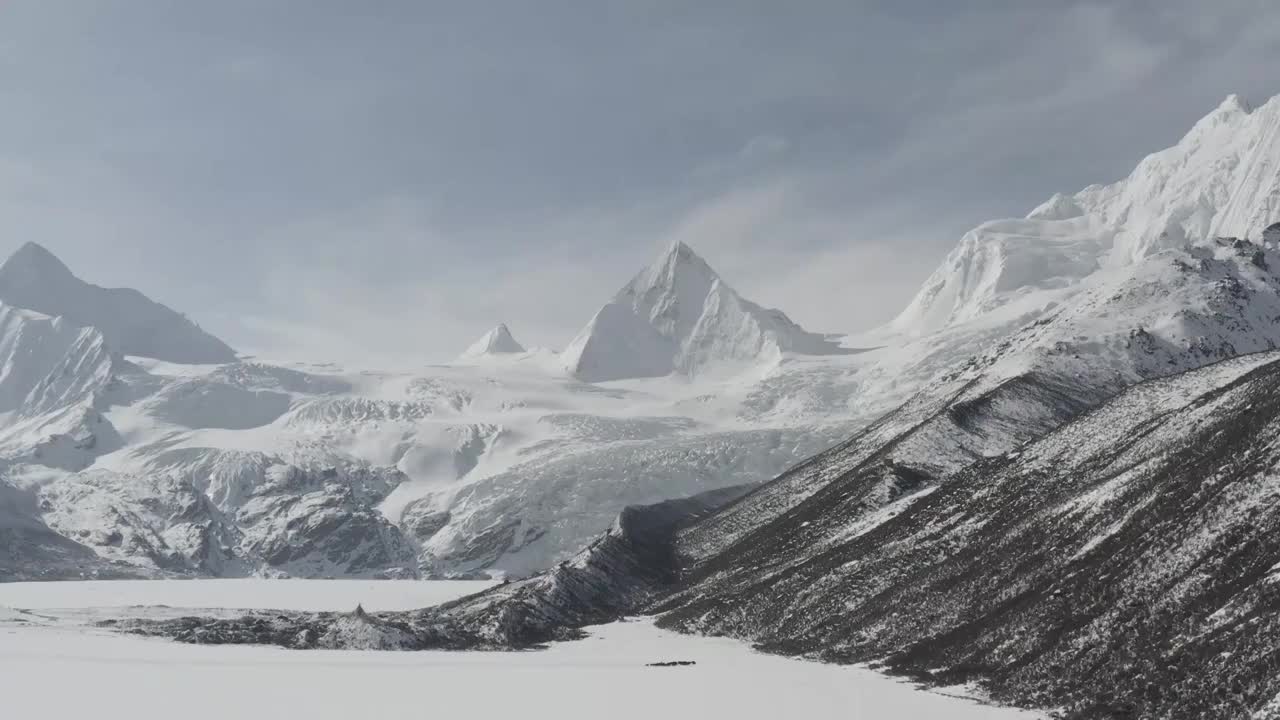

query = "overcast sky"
(0, 1), (1277, 366)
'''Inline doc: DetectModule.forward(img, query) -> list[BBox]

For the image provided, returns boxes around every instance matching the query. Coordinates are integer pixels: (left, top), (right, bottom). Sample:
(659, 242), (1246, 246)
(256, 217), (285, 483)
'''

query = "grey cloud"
(0, 1), (1275, 364)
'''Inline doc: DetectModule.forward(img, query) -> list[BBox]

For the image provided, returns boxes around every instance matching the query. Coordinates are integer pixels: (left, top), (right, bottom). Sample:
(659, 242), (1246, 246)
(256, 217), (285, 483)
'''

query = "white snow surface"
(0, 578), (496, 612)
(0, 580), (1041, 720)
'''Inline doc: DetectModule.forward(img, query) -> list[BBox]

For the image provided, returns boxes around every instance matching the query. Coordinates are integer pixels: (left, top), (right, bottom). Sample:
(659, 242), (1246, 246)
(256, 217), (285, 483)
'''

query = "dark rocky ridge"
(659, 351), (1280, 719)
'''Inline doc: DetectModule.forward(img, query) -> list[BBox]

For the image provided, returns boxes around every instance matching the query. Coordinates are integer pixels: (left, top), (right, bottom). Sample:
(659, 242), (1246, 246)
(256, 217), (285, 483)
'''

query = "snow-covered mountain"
(10, 93), (1280, 599)
(156, 92), (1280, 718)
(0, 242), (236, 365)
(0, 303), (122, 472)
(562, 241), (848, 382)
(0, 241), (869, 580)
(893, 93), (1280, 336)
(458, 323), (526, 360)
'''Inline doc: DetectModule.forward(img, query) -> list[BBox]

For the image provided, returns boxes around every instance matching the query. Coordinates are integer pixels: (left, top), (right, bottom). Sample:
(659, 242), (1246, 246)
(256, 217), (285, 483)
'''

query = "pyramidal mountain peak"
(0, 241), (76, 280)
(643, 240), (712, 281)
(459, 322), (527, 359)
(562, 241), (847, 382)
(1219, 91), (1251, 113)
(0, 242), (236, 365)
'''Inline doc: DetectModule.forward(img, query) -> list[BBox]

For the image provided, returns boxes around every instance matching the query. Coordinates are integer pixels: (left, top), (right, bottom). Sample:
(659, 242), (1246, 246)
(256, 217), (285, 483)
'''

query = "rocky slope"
(654, 351), (1280, 719)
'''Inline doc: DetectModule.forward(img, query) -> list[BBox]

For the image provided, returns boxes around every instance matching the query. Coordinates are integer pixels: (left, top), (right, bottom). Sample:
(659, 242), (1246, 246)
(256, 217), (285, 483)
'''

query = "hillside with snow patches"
(6, 93), (1280, 609)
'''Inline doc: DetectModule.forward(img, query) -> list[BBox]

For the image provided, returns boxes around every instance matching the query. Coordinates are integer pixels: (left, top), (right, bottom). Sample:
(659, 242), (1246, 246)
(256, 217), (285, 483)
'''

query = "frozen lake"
(0, 580), (1041, 720)
(0, 577), (497, 612)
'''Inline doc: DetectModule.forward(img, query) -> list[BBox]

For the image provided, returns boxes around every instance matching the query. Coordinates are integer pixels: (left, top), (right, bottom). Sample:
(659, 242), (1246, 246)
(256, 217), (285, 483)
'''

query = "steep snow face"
(0, 243), (236, 364)
(0, 304), (114, 416)
(562, 242), (845, 381)
(458, 323), (526, 360)
(894, 94), (1280, 336)
(891, 215), (1109, 334)
(1078, 94), (1280, 262)
(0, 303), (121, 470)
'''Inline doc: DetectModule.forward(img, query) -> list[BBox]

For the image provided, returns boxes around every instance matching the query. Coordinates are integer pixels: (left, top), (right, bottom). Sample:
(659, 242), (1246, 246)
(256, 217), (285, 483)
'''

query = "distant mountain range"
(0, 229), (867, 581)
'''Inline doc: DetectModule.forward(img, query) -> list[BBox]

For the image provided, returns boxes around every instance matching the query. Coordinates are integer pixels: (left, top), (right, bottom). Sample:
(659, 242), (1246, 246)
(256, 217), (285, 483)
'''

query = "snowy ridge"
(893, 93), (1280, 336)
(562, 241), (847, 382)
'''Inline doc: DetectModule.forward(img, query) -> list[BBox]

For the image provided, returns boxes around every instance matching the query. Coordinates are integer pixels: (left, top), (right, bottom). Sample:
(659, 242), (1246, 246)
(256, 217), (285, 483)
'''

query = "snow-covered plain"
(0, 578), (497, 612)
(0, 580), (1041, 720)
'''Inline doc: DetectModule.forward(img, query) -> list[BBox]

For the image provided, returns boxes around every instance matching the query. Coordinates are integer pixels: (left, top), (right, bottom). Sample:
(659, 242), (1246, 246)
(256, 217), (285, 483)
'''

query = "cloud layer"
(0, 1), (1276, 365)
